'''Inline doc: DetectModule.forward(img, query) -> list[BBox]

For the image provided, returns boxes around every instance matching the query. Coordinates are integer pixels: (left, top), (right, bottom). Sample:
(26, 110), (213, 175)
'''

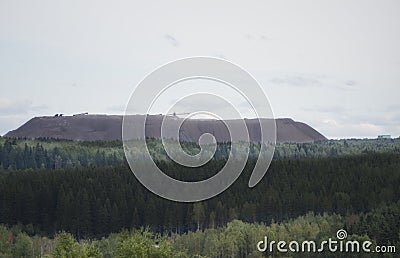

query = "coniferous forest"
(0, 137), (399, 257)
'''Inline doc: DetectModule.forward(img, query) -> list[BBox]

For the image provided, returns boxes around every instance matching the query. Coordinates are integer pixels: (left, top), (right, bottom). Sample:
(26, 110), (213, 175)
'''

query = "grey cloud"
(302, 105), (349, 114)
(335, 80), (358, 91)
(71, 82), (81, 88)
(259, 34), (273, 40)
(244, 34), (253, 40)
(269, 75), (358, 91)
(107, 105), (126, 113)
(269, 76), (322, 87)
(0, 99), (48, 116)
(339, 111), (400, 127)
(384, 104), (400, 112)
(164, 34), (179, 47)
(244, 34), (272, 41)
(345, 80), (356, 86)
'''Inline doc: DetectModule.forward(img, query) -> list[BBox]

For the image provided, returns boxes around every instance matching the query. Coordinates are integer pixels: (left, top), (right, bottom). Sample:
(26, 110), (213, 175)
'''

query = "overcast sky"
(0, 0), (399, 138)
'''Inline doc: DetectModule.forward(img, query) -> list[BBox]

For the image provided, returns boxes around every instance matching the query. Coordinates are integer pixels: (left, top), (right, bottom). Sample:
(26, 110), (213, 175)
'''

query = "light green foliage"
(53, 231), (79, 258)
(114, 228), (175, 258)
(53, 232), (103, 258)
(172, 213), (391, 258)
(0, 225), (12, 258)
(79, 241), (102, 258)
(12, 232), (33, 258)
(1, 208), (399, 257)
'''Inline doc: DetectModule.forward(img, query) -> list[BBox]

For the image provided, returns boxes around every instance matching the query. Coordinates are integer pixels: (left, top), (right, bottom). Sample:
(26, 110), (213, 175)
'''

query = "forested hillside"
(0, 150), (399, 237)
(0, 137), (399, 170)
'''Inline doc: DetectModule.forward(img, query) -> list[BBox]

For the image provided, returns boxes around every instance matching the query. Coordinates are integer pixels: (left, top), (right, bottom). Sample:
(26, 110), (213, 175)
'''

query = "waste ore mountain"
(5, 114), (327, 143)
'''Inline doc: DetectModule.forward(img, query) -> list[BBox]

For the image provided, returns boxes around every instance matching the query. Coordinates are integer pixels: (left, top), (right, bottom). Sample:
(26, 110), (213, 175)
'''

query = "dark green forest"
(0, 137), (399, 257)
